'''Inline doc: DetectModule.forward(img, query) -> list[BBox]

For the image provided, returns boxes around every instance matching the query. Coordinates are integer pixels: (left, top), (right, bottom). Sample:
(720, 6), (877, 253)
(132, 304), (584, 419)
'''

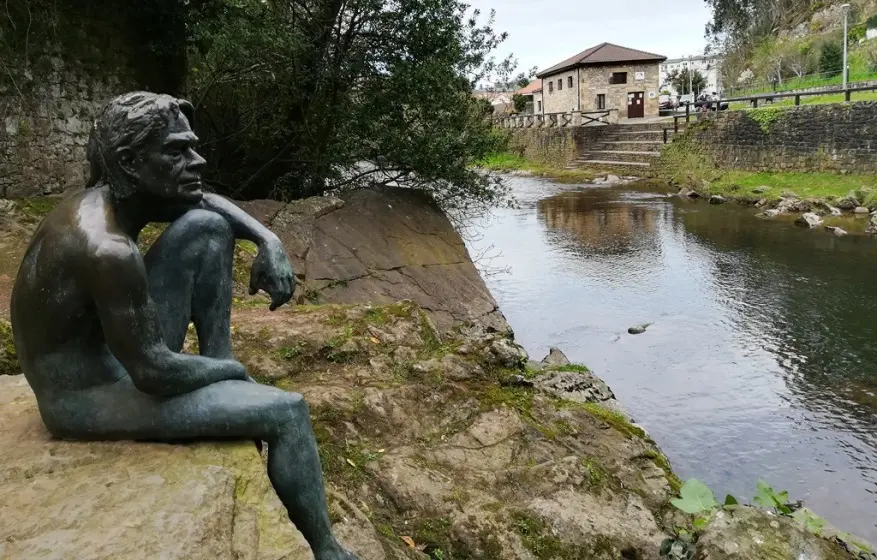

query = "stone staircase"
(569, 121), (674, 175)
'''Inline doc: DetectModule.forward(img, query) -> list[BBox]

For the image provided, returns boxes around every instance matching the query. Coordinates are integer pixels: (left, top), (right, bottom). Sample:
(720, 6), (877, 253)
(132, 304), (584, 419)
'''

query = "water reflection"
(467, 176), (877, 541)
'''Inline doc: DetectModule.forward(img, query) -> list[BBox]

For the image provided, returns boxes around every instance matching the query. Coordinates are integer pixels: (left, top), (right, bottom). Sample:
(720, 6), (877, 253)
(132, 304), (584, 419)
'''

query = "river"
(465, 174), (877, 542)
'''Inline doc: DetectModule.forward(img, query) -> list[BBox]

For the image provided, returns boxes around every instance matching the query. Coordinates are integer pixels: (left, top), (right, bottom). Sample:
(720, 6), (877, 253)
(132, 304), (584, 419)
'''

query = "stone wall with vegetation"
(0, 2), (182, 199)
(659, 103), (877, 179)
(1, 60), (134, 199)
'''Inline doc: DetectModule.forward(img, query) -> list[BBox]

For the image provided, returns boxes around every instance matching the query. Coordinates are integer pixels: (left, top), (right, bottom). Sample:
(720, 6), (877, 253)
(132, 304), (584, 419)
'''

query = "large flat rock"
(0, 374), (312, 560)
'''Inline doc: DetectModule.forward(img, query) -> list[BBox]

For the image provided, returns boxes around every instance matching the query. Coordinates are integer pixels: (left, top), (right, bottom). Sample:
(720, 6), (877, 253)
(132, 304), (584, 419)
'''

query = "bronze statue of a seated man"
(10, 92), (358, 560)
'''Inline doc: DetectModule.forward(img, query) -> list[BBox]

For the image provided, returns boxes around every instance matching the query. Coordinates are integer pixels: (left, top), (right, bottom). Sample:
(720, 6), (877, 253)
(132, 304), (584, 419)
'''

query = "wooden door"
(627, 92), (644, 118)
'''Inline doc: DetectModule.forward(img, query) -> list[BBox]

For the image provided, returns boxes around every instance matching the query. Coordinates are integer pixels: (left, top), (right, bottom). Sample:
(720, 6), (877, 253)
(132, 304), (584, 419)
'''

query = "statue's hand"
(249, 236), (295, 311)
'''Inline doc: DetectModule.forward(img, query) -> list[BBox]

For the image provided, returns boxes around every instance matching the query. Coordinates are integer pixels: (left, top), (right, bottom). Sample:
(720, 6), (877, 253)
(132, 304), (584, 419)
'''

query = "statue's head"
(87, 92), (206, 202)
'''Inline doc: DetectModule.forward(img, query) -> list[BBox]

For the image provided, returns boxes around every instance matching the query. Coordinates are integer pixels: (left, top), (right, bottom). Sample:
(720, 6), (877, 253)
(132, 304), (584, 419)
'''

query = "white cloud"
(469, 0), (713, 76)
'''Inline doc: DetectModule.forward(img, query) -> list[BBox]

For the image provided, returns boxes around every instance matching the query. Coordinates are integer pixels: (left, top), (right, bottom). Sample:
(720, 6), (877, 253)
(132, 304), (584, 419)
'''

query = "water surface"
(466, 175), (877, 541)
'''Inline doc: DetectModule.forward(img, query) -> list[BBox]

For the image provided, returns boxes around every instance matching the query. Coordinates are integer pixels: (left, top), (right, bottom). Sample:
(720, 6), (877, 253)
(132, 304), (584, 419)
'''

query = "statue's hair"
(86, 92), (195, 198)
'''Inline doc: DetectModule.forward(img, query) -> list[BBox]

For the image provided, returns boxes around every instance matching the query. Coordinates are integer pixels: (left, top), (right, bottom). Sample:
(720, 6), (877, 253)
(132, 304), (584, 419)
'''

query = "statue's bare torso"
(13, 188), (134, 397)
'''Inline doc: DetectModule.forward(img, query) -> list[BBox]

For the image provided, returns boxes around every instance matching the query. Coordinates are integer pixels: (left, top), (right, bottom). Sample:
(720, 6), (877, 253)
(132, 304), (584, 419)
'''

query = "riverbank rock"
(776, 197), (811, 214)
(815, 202), (842, 217)
(825, 226), (848, 237)
(1, 301), (869, 560)
(795, 213), (823, 229)
(835, 196), (860, 211)
(709, 195), (727, 205)
(752, 186), (770, 194)
(694, 507), (866, 560)
(854, 206), (871, 215)
(757, 209), (781, 219)
(540, 346), (571, 367)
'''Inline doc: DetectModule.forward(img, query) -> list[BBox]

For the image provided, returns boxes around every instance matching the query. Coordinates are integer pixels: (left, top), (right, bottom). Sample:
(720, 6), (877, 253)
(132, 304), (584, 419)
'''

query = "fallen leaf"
(346, 458), (356, 467)
(370, 337), (381, 344)
(401, 536), (416, 548)
(377, 448), (386, 453)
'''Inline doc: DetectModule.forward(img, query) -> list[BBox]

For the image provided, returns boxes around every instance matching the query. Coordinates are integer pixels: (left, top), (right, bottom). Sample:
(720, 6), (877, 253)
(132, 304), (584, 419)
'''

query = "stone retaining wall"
(1, 61), (134, 199)
(665, 103), (877, 174)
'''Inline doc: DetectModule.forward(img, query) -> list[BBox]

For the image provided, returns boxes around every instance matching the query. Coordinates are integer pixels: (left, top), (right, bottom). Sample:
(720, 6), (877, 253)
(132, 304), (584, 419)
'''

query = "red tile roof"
(516, 79), (543, 95)
(536, 43), (666, 78)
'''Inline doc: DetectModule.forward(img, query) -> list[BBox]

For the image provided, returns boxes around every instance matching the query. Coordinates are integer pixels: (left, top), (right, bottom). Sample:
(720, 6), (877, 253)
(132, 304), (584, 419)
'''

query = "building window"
(597, 94), (606, 110)
(609, 72), (627, 85)
(548, 81), (553, 94)
(557, 79), (562, 91)
(568, 76), (573, 88)
(537, 100), (542, 112)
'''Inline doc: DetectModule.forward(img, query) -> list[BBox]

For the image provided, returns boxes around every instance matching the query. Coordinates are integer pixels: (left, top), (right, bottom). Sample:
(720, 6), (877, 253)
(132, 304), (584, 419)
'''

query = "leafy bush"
(819, 41), (843, 76)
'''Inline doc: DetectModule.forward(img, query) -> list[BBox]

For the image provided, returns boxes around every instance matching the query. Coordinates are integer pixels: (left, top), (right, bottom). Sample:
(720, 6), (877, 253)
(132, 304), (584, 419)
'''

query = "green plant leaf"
(693, 516), (710, 531)
(723, 494), (738, 506)
(793, 509), (826, 535)
(671, 479), (718, 514)
(754, 480), (776, 509)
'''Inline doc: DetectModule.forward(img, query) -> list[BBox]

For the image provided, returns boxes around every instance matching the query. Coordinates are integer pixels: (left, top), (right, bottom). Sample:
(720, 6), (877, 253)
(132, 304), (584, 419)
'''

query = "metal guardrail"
(661, 83), (877, 143)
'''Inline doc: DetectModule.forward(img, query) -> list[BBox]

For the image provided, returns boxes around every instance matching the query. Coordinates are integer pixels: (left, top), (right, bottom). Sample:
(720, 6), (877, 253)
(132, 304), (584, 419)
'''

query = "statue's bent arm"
(87, 237), (247, 397)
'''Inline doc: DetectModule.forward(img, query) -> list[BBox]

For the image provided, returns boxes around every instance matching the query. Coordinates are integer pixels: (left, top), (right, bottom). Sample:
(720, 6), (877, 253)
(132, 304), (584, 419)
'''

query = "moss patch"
(0, 319), (19, 375)
(510, 511), (586, 559)
(14, 197), (60, 224)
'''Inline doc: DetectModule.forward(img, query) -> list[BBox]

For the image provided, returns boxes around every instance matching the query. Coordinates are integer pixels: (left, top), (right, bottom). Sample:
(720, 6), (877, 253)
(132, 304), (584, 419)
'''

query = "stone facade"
(541, 63), (661, 118)
(668, 103), (877, 174)
(533, 91), (544, 114)
(541, 69), (579, 114)
(1, 59), (135, 199)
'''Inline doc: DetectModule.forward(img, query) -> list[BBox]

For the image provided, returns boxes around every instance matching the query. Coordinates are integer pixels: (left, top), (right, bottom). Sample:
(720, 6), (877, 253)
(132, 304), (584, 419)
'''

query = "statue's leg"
(144, 209), (234, 358)
(53, 379), (355, 560)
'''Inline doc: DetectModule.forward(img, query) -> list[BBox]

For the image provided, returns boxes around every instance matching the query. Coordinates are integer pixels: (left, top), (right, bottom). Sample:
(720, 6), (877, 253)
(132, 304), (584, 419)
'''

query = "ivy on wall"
(0, 0), (187, 96)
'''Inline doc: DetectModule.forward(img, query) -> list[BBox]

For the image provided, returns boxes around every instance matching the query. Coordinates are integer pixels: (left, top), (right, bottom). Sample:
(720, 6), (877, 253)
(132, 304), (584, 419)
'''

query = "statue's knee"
(273, 393), (309, 424)
(180, 209), (233, 242)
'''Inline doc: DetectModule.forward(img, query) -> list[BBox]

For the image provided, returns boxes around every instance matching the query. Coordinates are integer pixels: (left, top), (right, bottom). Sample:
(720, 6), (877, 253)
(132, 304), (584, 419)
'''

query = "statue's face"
(131, 111), (206, 202)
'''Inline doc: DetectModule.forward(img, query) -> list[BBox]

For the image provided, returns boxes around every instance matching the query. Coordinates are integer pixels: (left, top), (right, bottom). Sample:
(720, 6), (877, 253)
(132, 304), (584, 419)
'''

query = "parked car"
(693, 91), (728, 111)
(659, 94), (679, 110)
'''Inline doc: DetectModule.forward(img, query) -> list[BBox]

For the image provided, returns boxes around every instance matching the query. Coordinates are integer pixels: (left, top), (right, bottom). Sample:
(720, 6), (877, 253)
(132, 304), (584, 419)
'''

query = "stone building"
(535, 43), (666, 119)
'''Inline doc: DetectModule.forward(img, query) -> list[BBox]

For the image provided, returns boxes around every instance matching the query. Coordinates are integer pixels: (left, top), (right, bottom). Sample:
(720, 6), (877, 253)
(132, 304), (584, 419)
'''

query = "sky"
(467, 0), (714, 81)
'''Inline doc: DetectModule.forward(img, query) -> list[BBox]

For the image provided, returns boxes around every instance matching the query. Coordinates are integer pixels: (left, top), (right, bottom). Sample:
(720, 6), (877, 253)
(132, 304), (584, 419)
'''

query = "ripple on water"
(467, 177), (877, 542)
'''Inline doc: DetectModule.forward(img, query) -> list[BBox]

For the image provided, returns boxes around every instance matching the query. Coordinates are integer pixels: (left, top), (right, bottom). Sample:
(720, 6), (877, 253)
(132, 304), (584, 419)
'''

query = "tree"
(512, 93), (528, 112)
(664, 68), (707, 95)
(186, 0), (516, 211)
(819, 41), (843, 76)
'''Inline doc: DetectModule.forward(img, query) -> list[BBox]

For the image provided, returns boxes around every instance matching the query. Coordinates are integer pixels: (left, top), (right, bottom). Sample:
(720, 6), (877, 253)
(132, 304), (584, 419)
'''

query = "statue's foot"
(314, 541), (359, 560)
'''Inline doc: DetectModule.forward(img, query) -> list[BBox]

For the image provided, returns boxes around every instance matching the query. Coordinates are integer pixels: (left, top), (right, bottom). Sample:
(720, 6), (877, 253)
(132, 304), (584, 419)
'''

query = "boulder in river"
(795, 213), (823, 229)
(757, 209), (780, 219)
(825, 226), (848, 237)
(677, 187), (699, 198)
(854, 206), (871, 214)
(867, 212), (877, 234)
(709, 195), (727, 205)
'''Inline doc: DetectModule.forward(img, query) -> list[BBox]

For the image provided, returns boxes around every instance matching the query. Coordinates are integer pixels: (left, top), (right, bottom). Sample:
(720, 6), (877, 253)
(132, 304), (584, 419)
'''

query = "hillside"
(712, 0), (877, 96)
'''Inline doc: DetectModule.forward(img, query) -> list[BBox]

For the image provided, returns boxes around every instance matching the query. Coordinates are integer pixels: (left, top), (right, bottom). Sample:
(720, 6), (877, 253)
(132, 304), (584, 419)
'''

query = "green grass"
(729, 90), (877, 110)
(708, 171), (877, 201)
(477, 153), (597, 183)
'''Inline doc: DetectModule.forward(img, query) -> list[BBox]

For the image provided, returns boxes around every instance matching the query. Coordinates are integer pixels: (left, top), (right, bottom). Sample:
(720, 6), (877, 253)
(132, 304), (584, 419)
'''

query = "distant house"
(472, 90), (514, 114)
(536, 42), (666, 119)
(515, 79), (543, 114)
